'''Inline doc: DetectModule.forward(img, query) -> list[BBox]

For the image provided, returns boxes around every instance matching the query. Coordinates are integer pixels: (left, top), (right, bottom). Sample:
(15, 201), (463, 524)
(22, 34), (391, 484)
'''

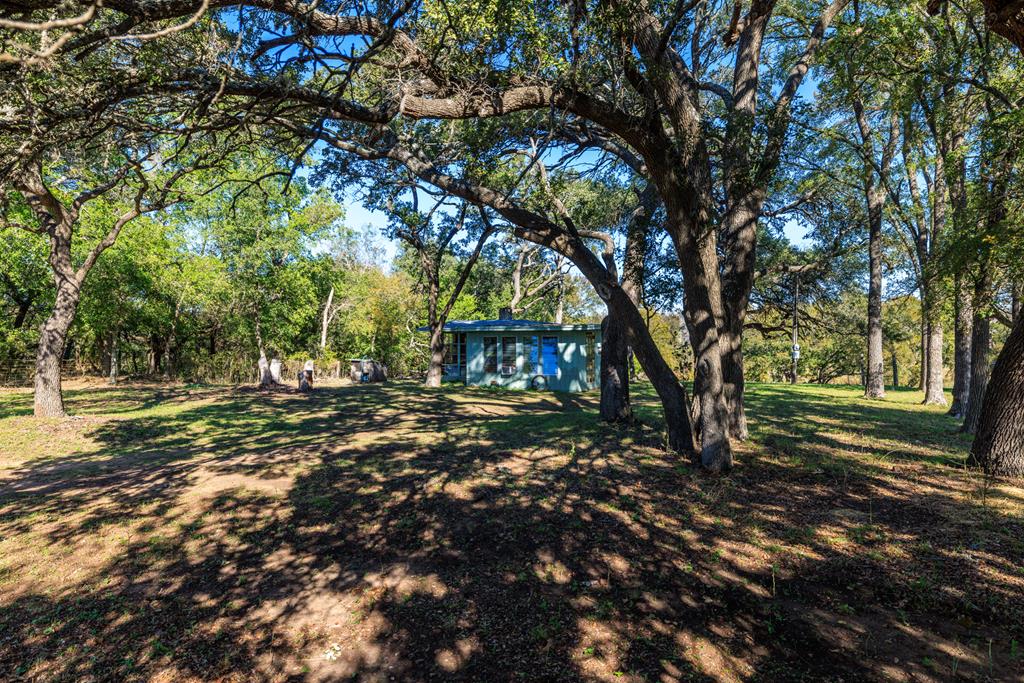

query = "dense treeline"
(0, 168), (625, 383)
(0, 156), (689, 384)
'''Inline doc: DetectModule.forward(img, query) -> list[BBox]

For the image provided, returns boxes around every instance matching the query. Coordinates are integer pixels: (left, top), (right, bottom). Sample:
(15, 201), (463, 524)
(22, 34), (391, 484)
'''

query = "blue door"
(541, 336), (558, 376)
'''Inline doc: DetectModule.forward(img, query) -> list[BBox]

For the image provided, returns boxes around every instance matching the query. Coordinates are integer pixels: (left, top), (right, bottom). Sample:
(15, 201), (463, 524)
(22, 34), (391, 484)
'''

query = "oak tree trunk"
(923, 319), (947, 406)
(576, 256), (695, 459)
(961, 310), (991, 434)
(669, 217), (732, 471)
(865, 194), (885, 398)
(948, 279), (972, 417)
(919, 317), (928, 392)
(599, 313), (631, 422)
(968, 311), (1024, 478)
(109, 332), (119, 385)
(719, 197), (762, 441)
(426, 323), (445, 388)
(34, 282), (80, 417)
(13, 298), (31, 330)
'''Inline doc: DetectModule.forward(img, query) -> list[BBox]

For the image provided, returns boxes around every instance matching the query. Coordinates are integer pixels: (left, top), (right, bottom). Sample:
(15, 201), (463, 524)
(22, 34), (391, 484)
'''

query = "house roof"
(418, 318), (602, 333)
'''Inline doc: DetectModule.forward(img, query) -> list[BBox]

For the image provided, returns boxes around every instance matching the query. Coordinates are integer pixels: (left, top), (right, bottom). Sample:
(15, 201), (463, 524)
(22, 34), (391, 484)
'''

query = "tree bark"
(961, 310), (991, 434)
(148, 335), (164, 375)
(923, 318), (946, 405)
(16, 161), (154, 414)
(425, 322), (445, 388)
(108, 331), (119, 385)
(599, 314), (632, 422)
(606, 183), (656, 425)
(864, 186), (885, 398)
(320, 285), (335, 351)
(510, 215), (697, 460)
(661, 198), (732, 471)
(720, 198), (761, 439)
(33, 281), (80, 417)
(255, 313), (273, 386)
(919, 317), (928, 392)
(968, 311), (1024, 478)
(922, 132), (948, 407)
(948, 278), (973, 417)
(891, 350), (899, 388)
(852, 102), (896, 400)
(13, 298), (32, 330)
(554, 278), (565, 324)
(416, 214), (492, 388)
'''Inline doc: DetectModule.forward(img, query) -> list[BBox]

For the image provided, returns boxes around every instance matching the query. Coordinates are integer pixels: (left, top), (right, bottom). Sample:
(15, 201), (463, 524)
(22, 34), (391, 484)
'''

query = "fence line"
(0, 358), (94, 389)
(0, 356), (348, 388)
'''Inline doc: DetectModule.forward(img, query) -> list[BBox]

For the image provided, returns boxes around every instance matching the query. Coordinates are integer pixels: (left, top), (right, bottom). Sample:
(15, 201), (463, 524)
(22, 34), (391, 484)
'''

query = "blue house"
(428, 310), (602, 392)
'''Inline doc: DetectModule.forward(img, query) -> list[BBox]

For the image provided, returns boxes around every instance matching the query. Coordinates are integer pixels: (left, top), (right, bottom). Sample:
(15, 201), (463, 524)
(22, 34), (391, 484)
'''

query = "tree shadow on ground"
(0, 381), (1022, 681)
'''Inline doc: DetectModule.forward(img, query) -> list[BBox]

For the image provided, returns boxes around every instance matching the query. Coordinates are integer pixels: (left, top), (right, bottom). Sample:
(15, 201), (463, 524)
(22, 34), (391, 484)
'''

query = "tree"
(927, 0), (1024, 54)
(191, 160), (343, 384)
(968, 312), (1024, 478)
(0, 7), (245, 411)
(3, 147), (201, 415)
(387, 193), (495, 388)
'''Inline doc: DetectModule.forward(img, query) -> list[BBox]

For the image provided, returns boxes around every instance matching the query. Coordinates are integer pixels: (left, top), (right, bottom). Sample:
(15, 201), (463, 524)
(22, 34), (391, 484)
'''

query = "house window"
(541, 336), (558, 376)
(484, 336), (497, 373)
(522, 336), (538, 374)
(501, 336), (517, 373)
(443, 332), (456, 365)
(586, 331), (596, 384)
(458, 333), (467, 373)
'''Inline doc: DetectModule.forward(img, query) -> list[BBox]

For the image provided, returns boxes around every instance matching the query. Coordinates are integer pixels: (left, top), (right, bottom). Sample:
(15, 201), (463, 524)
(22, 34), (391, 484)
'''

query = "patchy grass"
(0, 379), (1022, 682)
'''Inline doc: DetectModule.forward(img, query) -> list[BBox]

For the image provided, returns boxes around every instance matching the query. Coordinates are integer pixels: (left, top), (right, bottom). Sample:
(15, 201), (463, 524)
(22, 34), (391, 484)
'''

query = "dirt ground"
(0, 380), (1022, 682)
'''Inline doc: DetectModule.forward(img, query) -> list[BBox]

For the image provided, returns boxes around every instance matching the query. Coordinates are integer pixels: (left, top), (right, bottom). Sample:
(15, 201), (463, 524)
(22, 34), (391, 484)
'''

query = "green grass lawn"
(0, 380), (1021, 682)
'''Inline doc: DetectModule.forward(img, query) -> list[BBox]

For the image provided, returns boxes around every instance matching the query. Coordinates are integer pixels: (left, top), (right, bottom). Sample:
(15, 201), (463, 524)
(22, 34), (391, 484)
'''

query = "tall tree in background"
(3, 146), (203, 415)
(816, 0), (900, 399)
(387, 192), (495, 388)
(193, 161), (343, 385)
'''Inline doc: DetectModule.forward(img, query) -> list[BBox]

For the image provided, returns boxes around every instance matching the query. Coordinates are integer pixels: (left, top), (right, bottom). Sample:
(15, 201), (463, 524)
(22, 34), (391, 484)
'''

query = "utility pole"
(790, 276), (800, 385)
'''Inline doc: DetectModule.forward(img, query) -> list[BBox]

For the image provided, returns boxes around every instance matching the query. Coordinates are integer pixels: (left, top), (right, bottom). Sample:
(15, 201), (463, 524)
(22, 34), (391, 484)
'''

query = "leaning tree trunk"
(968, 312), (1024, 478)
(948, 279), (972, 417)
(961, 310), (991, 434)
(609, 184), (656, 427)
(254, 315), (273, 386)
(33, 281), (81, 417)
(599, 313), (632, 422)
(564, 242), (696, 459)
(425, 322), (445, 388)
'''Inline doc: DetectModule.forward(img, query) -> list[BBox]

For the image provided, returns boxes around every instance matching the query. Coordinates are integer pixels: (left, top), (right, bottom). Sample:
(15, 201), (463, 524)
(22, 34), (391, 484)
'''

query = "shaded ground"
(0, 379), (1022, 682)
